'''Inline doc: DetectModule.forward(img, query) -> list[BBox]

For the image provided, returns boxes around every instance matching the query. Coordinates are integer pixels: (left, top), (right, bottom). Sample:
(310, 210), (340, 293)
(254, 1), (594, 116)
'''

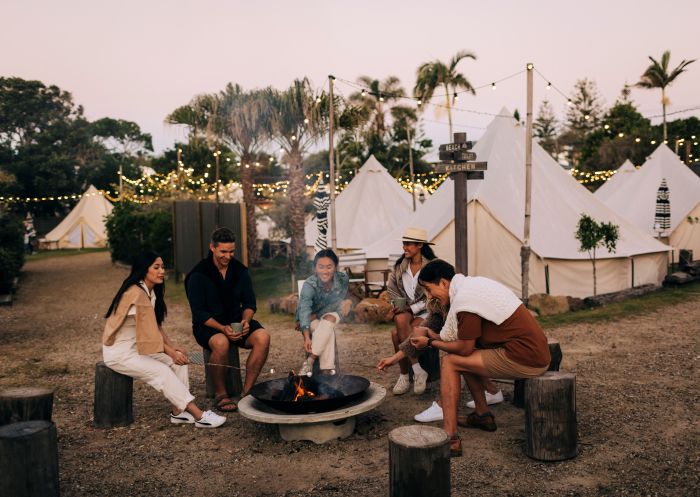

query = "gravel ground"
(0, 251), (698, 497)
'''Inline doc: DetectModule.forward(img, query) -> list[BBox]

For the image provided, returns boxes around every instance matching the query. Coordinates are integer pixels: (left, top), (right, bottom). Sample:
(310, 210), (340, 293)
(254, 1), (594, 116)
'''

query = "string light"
(546, 82), (551, 90)
(491, 83), (496, 91)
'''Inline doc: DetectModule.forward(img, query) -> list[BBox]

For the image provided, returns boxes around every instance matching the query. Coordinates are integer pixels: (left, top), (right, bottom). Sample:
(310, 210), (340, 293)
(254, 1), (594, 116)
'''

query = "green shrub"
(105, 201), (173, 266)
(0, 211), (25, 293)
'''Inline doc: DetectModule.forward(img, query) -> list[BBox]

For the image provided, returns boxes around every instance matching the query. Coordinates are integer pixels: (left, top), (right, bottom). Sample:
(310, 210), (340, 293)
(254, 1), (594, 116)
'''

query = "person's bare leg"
(439, 354), (462, 437)
(464, 374), (489, 415)
(241, 329), (270, 395)
(483, 378), (499, 395)
(393, 313), (413, 374)
(183, 402), (203, 419)
(208, 333), (230, 399)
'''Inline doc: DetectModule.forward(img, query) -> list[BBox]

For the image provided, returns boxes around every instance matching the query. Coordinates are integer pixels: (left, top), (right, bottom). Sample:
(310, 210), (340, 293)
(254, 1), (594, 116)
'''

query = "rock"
(663, 272), (695, 286)
(279, 294), (299, 315)
(528, 294), (570, 316)
(353, 298), (392, 324)
(566, 296), (585, 312)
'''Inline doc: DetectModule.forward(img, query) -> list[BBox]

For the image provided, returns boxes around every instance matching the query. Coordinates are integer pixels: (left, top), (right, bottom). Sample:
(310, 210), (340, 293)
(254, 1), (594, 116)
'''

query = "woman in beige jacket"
(103, 251), (225, 428)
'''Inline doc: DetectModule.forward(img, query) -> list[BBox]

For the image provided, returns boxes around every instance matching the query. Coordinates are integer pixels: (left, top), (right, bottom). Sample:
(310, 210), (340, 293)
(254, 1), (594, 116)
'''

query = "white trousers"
(102, 317), (195, 411)
(310, 312), (340, 370)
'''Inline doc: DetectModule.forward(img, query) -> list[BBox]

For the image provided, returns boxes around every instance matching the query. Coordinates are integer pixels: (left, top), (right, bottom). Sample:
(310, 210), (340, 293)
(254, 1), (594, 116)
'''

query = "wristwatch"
(427, 338), (433, 348)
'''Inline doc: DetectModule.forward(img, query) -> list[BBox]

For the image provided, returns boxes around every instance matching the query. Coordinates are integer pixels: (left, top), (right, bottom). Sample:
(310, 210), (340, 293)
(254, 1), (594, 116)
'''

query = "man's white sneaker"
(414, 401), (443, 422)
(194, 410), (226, 428)
(170, 410), (195, 424)
(392, 375), (410, 395)
(413, 371), (429, 395)
(466, 390), (504, 408)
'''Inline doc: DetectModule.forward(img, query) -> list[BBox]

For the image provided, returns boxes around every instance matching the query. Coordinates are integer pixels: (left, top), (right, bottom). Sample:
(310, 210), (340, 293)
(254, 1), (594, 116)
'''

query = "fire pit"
(249, 373), (370, 414)
(239, 374), (386, 444)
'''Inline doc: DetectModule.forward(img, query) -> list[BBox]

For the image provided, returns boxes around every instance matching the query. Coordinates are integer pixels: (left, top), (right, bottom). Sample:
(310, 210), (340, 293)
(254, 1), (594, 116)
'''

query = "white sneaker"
(466, 390), (504, 408)
(413, 371), (429, 395)
(299, 357), (313, 376)
(195, 410), (226, 428)
(170, 410), (195, 424)
(392, 375), (410, 395)
(414, 401), (443, 422)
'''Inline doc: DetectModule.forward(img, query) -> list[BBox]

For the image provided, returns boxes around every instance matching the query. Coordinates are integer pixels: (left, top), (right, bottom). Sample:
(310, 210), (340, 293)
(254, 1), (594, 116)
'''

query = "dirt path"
(1, 252), (698, 496)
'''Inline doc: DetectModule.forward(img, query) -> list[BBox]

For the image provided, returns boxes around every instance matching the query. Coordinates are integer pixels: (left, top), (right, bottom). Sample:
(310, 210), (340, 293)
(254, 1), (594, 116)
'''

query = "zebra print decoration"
(314, 183), (330, 251)
(654, 177), (670, 232)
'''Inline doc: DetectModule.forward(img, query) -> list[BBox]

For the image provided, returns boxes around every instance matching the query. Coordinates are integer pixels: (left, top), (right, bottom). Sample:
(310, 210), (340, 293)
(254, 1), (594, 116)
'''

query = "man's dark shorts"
(194, 319), (265, 350)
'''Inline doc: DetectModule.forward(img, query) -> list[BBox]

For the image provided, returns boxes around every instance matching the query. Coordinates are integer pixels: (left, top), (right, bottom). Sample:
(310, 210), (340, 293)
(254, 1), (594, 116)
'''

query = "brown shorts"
(480, 348), (548, 380)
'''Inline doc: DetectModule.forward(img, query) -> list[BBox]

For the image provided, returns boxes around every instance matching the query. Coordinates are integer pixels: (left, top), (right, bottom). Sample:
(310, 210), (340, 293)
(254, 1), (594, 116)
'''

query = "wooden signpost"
(434, 132), (487, 274)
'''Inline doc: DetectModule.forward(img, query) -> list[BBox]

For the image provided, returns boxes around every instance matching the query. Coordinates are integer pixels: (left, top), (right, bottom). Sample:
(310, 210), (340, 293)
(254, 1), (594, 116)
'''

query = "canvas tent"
(600, 144), (700, 260)
(365, 109), (670, 298)
(305, 155), (413, 252)
(594, 159), (637, 202)
(44, 185), (113, 249)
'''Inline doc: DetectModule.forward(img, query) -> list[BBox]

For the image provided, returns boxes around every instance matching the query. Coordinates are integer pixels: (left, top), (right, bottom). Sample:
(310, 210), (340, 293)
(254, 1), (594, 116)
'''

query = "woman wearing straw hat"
(384, 227), (437, 395)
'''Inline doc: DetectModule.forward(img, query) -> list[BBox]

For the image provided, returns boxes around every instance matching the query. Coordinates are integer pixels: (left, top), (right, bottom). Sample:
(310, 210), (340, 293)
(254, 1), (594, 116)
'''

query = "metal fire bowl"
(249, 374), (370, 414)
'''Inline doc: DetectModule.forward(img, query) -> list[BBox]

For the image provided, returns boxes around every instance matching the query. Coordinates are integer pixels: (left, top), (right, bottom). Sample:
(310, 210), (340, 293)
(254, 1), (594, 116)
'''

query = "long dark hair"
(417, 259), (455, 286)
(394, 243), (437, 268)
(105, 251), (167, 325)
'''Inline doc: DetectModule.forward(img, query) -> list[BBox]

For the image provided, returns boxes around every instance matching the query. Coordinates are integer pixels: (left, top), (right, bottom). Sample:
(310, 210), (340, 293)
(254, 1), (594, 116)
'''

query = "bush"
(105, 201), (173, 266)
(0, 211), (25, 293)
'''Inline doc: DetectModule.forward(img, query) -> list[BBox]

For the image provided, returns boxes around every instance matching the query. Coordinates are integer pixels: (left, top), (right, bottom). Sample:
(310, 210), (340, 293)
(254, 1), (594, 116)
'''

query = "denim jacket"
(295, 272), (349, 332)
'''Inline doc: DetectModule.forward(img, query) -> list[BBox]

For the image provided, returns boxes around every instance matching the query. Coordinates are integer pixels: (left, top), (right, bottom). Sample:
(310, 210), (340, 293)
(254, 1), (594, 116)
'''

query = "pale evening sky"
(3, 0), (699, 154)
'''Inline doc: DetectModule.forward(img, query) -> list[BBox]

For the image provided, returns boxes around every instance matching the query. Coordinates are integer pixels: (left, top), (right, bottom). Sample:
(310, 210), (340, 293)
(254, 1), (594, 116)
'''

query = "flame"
(293, 375), (316, 402)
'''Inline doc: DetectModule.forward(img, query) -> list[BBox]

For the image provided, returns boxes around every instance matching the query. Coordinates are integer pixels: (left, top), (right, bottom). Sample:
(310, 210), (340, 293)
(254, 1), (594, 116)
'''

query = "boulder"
(354, 298), (392, 324)
(663, 272), (695, 286)
(528, 294), (570, 316)
(279, 294), (299, 315)
(566, 296), (585, 312)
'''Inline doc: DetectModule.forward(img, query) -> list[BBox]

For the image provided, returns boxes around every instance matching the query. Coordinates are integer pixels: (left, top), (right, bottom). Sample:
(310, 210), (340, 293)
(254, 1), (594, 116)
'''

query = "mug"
(230, 322), (244, 333)
(391, 297), (407, 311)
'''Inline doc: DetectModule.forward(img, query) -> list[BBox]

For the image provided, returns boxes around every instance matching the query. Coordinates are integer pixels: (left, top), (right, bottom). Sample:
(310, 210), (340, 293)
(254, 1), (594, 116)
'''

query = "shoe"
(457, 411), (497, 432)
(414, 401), (443, 422)
(413, 371), (429, 395)
(392, 375), (410, 395)
(170, 410), (195, 424)
(299, 357), (313, 376)
(449, 435), (463, 457)
(195, 410), (226, 428)
(466, 390), (504, 408)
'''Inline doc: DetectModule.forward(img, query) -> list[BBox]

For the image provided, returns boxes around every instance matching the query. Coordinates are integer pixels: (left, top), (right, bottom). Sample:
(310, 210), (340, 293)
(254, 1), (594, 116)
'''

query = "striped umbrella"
(313, 182), (330, 251)
(654, 178), (670, 234)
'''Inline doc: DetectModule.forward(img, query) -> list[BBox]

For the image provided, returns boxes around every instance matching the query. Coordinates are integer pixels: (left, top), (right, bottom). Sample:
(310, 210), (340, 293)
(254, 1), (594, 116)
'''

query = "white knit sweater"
(439, 274), (522, 342)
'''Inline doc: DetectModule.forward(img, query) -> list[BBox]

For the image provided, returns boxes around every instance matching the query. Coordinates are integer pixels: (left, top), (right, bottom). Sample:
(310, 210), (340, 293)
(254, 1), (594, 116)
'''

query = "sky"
(3, 0), (699, 154)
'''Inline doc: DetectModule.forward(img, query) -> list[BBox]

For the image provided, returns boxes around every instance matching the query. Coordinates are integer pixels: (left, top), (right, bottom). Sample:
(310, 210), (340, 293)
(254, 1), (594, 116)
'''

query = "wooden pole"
(0, 387), (54, 426)
(453, 132), (469, 274)
(118, 164), (123, 200)
(408, 127), (416, 212)
(389, 425), (450, 497)
(214, 150), (221, 228)
(0, 421), (60, 497)
(524, 372), (578, 461)
(328, 75), (338, 251)
(521, 62), (534, 303)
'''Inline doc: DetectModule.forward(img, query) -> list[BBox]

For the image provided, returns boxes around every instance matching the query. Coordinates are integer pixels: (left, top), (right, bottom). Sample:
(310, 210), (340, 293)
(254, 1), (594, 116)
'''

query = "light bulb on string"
(567, 99), (573, 106)
(378, 94), (384, 102)
(546, 82), (551, 90)
(304, 118), (309, 124)
(584, 114), (590, 120)
(361, 89), (366, 97)
(491, 83), (496, 91)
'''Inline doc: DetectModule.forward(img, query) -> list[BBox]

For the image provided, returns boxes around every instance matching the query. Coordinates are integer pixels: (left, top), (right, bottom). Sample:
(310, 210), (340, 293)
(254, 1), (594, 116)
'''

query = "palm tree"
(636, 51), (695, 142)
(349, 76), (405, 143)
(213, 84), (272, 266)
(413, 50), (477, 139)
(265, 79), (327, 259)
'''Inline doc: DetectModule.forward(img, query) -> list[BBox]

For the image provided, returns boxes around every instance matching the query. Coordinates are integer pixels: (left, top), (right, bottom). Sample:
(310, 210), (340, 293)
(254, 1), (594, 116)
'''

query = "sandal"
(457, 411), (497, 432)
(214, 394), (238, 412)
(449, 435), (462, 457)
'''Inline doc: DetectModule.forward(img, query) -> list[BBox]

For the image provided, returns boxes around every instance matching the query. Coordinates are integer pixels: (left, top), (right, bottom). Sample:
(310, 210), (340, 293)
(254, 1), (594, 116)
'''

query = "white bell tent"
(595, 159), (637, 202)
(305, 155), (413, 252)
(44, 185), (113, 249)
(600, 144), (700, 260)
(365, 109), (669, 298)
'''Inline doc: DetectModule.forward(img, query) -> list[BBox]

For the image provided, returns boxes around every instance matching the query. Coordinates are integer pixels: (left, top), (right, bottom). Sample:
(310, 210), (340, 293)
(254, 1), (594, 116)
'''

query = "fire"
(293, 374), (316, 402)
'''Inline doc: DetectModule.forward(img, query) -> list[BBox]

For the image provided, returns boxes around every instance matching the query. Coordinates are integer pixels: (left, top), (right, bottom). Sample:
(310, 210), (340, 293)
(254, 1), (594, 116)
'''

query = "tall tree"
(349, 76), (404, 144)
(636, 50), (696, 142)
(533, 99), (559, 158)
(413, 50), (477, 139)
(266, 79), (326, 259)
(560, 79), (605, 168)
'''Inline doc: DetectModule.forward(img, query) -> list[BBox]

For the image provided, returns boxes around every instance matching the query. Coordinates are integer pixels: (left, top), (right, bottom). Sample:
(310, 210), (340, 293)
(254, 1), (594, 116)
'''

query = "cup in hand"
(391, 297), (407, 311)
(230, 322), (244, 333)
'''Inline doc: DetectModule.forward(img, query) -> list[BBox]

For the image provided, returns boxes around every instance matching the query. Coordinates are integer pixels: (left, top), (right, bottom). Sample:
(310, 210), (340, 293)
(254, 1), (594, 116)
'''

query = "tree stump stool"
(524, 371), (577, 461)
(0, 420), (59, 497)
(513, 339), (562, 408)
(0, 387), (54, 426)
(389, 425), (450, 497)
(203, 347), (243, 399)
(93, 361), (133, 428)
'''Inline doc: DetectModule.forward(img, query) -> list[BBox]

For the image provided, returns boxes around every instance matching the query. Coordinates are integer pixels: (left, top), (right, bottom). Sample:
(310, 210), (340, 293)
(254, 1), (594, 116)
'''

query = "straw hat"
(400, 227), (434, 245)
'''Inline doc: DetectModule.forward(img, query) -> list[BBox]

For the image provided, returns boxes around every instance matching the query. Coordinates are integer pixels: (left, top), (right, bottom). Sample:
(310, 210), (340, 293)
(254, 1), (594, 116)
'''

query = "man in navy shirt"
(185, 228), (270, 412)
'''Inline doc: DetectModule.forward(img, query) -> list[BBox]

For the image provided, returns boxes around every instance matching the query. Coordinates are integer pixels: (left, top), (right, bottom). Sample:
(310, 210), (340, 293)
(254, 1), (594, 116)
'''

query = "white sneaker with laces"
(392, 375), (411, 395)
(170, 410), (195, 424)
(466, 390), (504, 408)
(195, 410), (226, 428)
(413, 371), (429, 395)
(414, 401), (443, 422)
